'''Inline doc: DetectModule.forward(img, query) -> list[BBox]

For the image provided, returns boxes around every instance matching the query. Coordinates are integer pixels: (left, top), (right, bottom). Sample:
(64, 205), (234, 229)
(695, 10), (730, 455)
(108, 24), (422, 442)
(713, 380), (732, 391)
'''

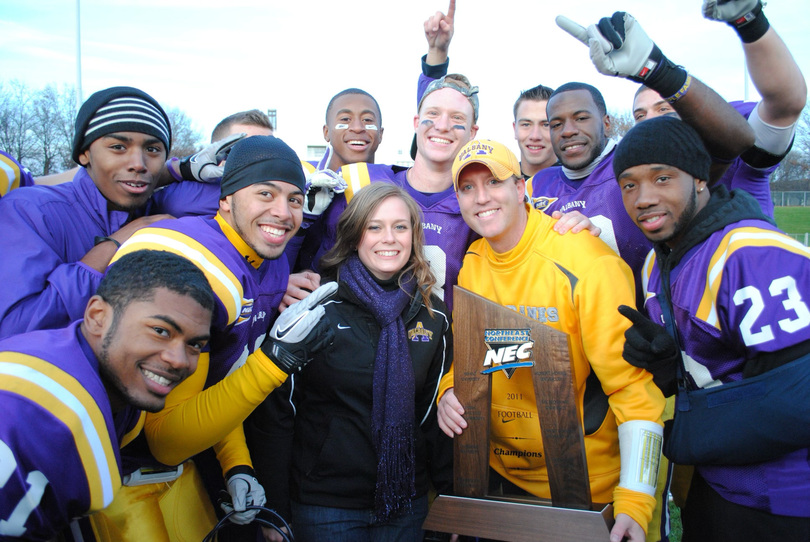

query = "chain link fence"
(772, 191), (810, 207)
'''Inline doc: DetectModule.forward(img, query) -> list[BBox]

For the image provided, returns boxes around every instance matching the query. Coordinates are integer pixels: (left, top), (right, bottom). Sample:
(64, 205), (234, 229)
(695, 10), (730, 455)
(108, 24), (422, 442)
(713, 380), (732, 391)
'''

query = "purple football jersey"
(0, 150), (35, 196)
(529, 150), (651, 299)
(124, 216), (288, 387)
(643, 219), (810, 516)
(391, 169), (479, 312)
(0, 323), (137, 540)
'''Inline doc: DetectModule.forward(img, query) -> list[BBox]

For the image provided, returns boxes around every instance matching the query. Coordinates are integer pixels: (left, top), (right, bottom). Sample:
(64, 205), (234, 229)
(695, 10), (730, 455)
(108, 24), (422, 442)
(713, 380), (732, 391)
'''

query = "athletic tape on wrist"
(618, 419), (664, 496)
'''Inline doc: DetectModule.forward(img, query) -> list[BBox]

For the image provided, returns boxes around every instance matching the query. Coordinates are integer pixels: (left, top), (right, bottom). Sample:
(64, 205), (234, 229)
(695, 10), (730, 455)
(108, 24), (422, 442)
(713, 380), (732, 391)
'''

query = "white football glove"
(703, 0), (759, 22)
(703, 0), (769, 43)
(261, 282), (337, 374)
(557, 12), (688, 98)
(222, 470), (266, 525)
(179, 132), (246, 183)
(556, 12), (657, 81)
(305, 169), (347, 217)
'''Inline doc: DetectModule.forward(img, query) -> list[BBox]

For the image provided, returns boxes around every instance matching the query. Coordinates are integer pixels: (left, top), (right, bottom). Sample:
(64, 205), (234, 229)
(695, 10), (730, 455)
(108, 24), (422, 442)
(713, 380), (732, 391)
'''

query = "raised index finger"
(555, 15), (589, 45)
(446, 0), (455, 21)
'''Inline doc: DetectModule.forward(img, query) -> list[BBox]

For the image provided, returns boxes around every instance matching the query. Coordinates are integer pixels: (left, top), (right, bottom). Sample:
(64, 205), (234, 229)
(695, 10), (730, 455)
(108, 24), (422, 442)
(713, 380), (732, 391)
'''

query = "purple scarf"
(341, 255), (416, 521)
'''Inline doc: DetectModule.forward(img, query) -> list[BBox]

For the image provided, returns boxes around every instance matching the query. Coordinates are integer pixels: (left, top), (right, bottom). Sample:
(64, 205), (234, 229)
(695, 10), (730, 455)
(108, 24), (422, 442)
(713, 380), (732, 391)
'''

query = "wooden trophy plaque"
(423, 287), (612, 541)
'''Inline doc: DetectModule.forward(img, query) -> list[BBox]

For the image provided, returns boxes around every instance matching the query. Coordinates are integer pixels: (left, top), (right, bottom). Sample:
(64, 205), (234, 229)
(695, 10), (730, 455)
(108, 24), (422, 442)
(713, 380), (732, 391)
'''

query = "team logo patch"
(236, 298), (254, 325)
(482, 329), (534, 378)
(459, 142), (495, 161)
(408, 321), (433, 342)
(530, 196), (558, 211)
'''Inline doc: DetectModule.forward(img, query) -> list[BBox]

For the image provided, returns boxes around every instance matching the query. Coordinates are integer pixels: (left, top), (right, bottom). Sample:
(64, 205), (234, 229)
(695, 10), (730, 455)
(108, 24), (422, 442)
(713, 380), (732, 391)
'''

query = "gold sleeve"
(437, 363), (455, 405)
(145, 349), (289, 466)
(214, 424), (253, 476)
(575, 254), (665, 426)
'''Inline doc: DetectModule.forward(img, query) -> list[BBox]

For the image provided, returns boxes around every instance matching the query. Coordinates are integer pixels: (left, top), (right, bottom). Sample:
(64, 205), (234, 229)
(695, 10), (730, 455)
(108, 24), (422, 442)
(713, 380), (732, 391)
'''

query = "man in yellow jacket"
(437, 139), (665, 542)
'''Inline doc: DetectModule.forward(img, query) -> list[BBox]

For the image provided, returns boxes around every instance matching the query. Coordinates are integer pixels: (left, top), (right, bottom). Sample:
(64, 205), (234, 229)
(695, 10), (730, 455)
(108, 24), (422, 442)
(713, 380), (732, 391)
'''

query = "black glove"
(260, 282), (337, 374)
(618, 304), (680, 397)
(556, 12), (688, 99)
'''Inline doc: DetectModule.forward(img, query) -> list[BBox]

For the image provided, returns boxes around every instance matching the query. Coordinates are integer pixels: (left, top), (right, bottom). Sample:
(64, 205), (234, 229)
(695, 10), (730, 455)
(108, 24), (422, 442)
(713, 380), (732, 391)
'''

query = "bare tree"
(29, 84), (76, 175)
(772, 150), (810, 185)
(166, 106), (203, 157)
(772, 101), (810, 184)
(53, 85), (78, 171)
(1, 80), (205, 175)
(794, 102), (810, 157)
(607, 109), (635, 140)
(0, 80), (35, 167)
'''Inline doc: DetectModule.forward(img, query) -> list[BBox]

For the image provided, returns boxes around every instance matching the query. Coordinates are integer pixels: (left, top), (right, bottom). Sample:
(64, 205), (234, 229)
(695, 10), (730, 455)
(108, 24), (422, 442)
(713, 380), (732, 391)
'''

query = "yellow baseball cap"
(452, 139), (521, 190)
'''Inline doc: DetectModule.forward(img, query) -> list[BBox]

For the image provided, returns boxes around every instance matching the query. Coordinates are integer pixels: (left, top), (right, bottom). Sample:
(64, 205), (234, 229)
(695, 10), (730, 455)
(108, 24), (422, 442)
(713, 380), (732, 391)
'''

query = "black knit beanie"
(613, 115), (710, 181)
(72, 86), (172, 165)
(220, 135), (305, 198)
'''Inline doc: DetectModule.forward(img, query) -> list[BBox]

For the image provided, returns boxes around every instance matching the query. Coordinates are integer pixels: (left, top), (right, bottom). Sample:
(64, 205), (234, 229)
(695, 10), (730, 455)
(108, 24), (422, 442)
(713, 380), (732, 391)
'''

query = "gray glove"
(557, 12), (687, 98)
(178, 132), (246, 183)
(261, 282), (337, 374)
(703, 0), (758, 20)
(703, 0), (769, 43)
(305, 169), (347, 217)
(221, 468), (266, 525)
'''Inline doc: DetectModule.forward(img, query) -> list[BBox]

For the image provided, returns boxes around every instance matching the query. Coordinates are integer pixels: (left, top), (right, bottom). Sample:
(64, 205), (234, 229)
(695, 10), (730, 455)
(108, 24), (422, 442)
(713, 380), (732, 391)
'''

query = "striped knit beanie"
(72, 86), (172, 165)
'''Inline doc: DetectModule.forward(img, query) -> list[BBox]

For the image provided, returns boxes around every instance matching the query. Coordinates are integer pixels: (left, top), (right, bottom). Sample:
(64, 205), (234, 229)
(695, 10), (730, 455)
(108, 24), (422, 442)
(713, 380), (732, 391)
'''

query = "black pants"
(682, 470), (810, 542)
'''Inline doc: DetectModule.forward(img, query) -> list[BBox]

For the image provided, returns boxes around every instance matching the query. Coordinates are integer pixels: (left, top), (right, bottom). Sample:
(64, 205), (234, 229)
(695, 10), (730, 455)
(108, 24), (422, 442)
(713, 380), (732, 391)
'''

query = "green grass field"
(774, 206), (810, 234)
(669, 501), (683, 542)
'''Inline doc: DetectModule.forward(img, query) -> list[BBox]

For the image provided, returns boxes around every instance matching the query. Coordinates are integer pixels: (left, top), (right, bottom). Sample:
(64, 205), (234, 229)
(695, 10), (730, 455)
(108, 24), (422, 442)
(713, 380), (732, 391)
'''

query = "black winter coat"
(246, 278), (454, 515)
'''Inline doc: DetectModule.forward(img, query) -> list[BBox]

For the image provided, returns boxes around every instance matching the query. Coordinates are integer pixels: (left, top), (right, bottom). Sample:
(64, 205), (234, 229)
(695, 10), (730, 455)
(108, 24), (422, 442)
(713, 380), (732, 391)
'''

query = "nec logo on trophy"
(423, 288), (613, 542)
(482, 329), (533, 377)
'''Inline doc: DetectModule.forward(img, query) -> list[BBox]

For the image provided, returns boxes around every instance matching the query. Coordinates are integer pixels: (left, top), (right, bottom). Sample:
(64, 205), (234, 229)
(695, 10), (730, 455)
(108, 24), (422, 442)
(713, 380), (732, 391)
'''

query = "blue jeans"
(290, 495), (428, 542)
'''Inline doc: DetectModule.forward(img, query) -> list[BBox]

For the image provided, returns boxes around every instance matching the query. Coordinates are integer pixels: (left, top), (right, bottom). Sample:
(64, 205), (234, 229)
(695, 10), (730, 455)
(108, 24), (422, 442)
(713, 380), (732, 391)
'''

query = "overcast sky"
(2, 0), (809, 164)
